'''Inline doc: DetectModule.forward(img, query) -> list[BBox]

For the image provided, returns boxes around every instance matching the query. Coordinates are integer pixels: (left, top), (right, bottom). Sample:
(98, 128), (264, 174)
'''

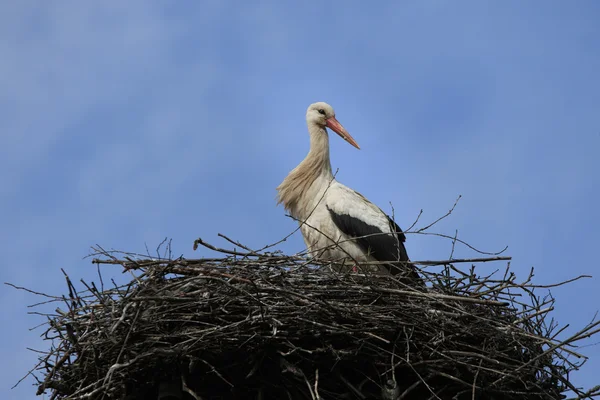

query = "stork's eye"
(318, 109), (326, 115)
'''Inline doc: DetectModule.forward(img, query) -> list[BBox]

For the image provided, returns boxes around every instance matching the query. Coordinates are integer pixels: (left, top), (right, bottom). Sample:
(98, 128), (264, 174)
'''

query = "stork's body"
(277, 102), (420, 283)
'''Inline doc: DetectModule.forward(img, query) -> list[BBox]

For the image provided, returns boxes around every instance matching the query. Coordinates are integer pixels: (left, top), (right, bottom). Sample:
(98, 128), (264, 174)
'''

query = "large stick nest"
(14, 238), (600, 400)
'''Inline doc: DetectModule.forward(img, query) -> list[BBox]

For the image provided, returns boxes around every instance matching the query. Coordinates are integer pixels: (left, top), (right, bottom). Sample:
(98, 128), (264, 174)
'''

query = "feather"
(325, 186), (421, 284)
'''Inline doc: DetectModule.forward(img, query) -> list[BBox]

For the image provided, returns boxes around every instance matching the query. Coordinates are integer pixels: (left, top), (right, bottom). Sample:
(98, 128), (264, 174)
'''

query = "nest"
(14, 238), (600, 400)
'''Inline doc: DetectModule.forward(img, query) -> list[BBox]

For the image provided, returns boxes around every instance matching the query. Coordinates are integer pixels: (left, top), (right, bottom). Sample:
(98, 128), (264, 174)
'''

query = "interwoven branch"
(10, 239), (599, 400)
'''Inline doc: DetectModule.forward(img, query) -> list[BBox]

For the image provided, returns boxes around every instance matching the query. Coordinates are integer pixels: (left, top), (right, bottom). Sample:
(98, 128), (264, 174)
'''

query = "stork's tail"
(389, 261), (426, 289)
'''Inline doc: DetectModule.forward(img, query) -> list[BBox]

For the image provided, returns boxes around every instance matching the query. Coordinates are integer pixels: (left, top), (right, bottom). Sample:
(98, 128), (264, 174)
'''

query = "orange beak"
(325, 117), (360, 149)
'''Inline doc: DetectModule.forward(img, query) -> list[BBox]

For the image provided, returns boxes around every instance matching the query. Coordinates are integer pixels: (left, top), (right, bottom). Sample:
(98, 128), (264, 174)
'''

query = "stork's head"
(306, 102), (360, 149)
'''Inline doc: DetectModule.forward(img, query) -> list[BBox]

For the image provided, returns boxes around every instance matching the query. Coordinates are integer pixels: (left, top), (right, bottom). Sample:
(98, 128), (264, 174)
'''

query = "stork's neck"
(276, 124), (334, 216)
(306, 124), (333, 178)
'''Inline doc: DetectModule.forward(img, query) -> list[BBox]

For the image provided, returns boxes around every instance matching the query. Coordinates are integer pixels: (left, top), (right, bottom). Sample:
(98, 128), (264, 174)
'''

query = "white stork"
(276, 102), (421, 284)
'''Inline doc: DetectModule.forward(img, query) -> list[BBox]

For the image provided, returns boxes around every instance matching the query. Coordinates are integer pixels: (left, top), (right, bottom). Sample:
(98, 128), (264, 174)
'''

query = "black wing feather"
(327, 206), (422, 286)
(387, 216), (409, 262)
(325, 208), (403, 262)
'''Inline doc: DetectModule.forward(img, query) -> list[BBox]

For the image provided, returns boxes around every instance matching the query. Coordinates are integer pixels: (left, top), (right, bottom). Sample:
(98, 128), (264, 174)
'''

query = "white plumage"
(277, 102), (420, 283)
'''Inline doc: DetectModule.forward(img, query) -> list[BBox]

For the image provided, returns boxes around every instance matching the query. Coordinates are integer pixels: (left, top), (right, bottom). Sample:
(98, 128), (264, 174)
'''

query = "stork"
(276, 102), (422, 284)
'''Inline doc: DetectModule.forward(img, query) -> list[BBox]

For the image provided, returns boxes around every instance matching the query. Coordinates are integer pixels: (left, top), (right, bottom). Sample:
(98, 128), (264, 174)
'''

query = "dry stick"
(303, 372), (317, 400)
(573, 326), (600, 343)
(522, 274), (592, 288)
(218, 233), (260, 255)
(569, 385), (600, 400)
(412, 231), (508, 256)
(512, 306), (554, 325)
(426, 345), (512, 379)
(380, 288), (583, 363)
(4, 283), (61, 299)
(364, 286), (510, 306)
(492, 319), (600, 387)
(385, 341), (399, 399)
(181, 374), (202, 400)
(388, 202), (412, 266)
(414, 256), (511, 266)
(97, 254), (511, 269)
(36, 348), (74, 395)
(398, 380), (422, 400)
(67, 381), (109, 399)
(403, 356), (442, 400)
(405, 209), (424, 233)
(198, 358), (233, 388)
(102, 307), (141, 391)
(416, 195), (462, 233)
(193, 237), (254, 256)
(313, 368), (320, 400)
(338, 373), (367, 399)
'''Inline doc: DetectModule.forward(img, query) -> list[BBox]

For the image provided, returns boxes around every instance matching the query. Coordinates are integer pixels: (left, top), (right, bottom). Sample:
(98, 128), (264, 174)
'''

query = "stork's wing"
(386, 216), (410, 262)
(326, 205), (407, 263)
(325, 185), (422, 285)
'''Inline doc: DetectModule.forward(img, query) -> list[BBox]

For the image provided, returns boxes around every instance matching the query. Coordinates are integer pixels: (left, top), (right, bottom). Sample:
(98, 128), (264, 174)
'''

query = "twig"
(181, 374), (203, 400)
(416, 195), (461, 233)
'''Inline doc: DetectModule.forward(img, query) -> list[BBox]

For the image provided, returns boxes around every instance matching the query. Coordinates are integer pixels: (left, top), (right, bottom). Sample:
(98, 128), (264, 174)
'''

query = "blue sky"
(1, 1), (599, 398)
